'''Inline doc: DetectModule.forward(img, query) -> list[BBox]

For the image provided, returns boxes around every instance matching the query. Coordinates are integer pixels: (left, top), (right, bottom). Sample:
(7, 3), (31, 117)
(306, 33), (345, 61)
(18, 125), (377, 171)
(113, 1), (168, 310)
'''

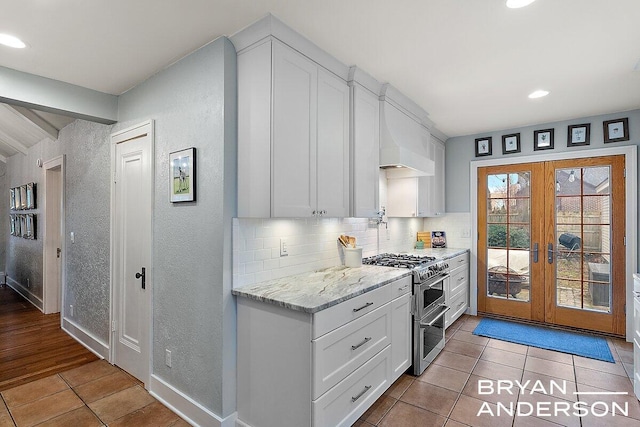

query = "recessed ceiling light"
(528, 90), (549, 99)
(506, 0), (536, 8)
(0, 33), (26, 49)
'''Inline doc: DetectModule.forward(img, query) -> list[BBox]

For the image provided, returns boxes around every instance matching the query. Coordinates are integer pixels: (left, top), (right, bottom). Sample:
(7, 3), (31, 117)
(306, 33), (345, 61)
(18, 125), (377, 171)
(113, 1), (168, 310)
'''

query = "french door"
(477, 155), (626, 335)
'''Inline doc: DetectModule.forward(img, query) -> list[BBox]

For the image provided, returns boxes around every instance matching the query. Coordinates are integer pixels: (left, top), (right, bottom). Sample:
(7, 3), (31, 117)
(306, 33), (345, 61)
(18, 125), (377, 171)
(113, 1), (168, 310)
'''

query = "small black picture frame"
(603, 118), (629, 143)
(475, 137), (492, 157)
(502, 133), (521, 154)
(567, 123), (590, 146)
(169, 147), (197, 203)
(533, 128), (554, 151)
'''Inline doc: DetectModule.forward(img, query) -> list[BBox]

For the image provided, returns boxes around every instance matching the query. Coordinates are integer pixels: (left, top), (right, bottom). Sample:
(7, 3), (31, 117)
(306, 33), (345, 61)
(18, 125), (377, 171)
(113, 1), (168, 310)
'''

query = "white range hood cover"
(379, 84), (434, 178)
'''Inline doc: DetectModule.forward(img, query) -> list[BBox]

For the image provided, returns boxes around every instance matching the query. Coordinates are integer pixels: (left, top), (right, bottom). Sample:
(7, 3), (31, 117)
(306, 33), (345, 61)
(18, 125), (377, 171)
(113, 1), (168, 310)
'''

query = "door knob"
(135, 267), (146, 289)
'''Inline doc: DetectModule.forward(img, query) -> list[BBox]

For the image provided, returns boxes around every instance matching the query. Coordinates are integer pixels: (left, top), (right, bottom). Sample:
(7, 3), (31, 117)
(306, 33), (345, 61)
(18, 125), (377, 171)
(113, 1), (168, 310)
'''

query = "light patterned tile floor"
(0, 360), (189, 427)
(356, 314), (640, 427)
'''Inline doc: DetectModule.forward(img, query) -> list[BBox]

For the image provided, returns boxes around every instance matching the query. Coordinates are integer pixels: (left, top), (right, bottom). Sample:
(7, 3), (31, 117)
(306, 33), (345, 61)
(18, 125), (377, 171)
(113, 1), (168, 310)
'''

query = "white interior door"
(43, 156), (64, 315)
(111, 121), (153, 385)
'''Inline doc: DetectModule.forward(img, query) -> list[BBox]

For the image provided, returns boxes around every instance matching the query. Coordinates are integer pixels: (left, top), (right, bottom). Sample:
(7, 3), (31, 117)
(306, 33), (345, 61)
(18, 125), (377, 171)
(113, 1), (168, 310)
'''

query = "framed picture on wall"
(26, 183), (36, 209)
(14, 188), (21, 211)
(567, 123), (590, 146)
(534, 128), (554, 151)
(169, 147), (196, 203)
(19, 185), (27, 210)
(502, 133), (521, 154)
(603, 118), (629, 143)
(475, 137), (492, 157)
(9, 188), (15, 210)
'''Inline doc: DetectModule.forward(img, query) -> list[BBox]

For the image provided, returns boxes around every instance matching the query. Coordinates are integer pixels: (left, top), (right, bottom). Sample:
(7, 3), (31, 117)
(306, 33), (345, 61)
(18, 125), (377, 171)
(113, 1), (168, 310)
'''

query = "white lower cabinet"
(312, 346), (391, 427)
(391, 292), (412, 380)
(236, 275), (412, 427)
(445, 252), (470, 328)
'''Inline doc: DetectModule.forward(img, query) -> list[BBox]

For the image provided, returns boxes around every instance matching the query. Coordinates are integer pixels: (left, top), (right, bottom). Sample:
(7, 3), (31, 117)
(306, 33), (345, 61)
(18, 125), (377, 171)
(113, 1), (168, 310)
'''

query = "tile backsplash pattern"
(423, 212), (472, 250)
(233, 217), (423, 288)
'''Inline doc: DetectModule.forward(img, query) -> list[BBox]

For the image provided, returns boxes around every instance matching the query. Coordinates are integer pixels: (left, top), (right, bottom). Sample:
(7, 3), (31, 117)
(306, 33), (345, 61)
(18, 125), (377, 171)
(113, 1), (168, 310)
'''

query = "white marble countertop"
(232, 265), (412, 313)
(233, 248), (469, 313)
(396, 247), (469, 259)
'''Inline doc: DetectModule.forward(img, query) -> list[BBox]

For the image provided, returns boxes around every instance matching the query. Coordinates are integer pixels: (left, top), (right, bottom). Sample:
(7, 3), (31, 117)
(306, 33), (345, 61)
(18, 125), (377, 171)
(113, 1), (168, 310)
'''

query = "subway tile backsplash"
(233, 217), (422, 288)
(233, 212), (472, 288)
(422, 212), (472, 250)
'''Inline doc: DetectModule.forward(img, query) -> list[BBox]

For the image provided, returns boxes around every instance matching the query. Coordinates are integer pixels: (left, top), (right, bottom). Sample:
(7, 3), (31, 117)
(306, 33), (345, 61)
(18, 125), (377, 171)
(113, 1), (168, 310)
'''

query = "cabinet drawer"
(312, 303), (391, 399)
(312, 346), (391, 427)
(449, 267), (469, 296)
(313, 284), (392, 338)
(446, 290), (468, 327)
(391, 275), (412, 299)
(449, 252), (469, 272)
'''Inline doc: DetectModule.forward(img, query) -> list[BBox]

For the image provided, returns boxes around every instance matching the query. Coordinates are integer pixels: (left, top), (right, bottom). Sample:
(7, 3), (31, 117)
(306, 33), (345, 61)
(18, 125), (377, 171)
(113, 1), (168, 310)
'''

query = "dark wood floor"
(0, 285), (98, 392)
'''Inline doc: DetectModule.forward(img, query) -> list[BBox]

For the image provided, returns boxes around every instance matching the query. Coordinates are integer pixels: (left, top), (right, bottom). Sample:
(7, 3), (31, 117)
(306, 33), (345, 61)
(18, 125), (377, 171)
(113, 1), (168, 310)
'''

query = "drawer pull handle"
(458, 276), (464, 282)
(457, 301), (466, 309)
(351, 385), (372, 403)
(353, 302), (374, 312)
(399, 285), (410, 291)
(351, 337), (372, 350)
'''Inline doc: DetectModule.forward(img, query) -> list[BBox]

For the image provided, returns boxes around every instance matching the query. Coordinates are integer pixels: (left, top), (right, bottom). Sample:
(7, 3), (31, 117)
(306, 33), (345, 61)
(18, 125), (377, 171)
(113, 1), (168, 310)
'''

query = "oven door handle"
(420, 305), (451, 328)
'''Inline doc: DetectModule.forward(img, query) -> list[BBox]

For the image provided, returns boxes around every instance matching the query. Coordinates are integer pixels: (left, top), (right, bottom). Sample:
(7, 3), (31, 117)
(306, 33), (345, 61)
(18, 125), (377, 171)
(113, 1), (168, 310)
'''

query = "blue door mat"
(473, 318), (615, 363)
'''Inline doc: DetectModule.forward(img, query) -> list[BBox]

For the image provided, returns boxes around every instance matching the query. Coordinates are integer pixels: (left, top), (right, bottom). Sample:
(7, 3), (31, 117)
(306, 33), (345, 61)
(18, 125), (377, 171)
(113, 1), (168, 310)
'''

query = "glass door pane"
(555, 166), (611, 313)
(486, 172), (531, 302)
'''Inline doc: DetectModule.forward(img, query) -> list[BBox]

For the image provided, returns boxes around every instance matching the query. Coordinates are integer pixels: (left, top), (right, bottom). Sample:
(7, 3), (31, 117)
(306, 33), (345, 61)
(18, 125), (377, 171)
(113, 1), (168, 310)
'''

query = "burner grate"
(362, 253), (436, 269)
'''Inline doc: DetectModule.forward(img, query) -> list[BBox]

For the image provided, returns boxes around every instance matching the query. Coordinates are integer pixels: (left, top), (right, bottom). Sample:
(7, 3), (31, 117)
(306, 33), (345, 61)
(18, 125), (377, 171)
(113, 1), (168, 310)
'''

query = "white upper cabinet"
(234, 16), (350, 218)
(417, 135), (446, 217)
(387, 134), (446, 218)
(349, 68), (382, 218)
(316, 67), (350, 217)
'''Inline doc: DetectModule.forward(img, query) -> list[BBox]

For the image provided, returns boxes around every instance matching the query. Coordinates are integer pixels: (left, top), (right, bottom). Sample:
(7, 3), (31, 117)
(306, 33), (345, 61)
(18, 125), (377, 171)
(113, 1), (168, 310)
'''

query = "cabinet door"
(391, 292), (412, 381)
(432, 138), (446, 215)
(386, 177), (417, 217)
(351, 85), (380, 218)
(317, 68), (350, 217)
(272, 42), (318, 217)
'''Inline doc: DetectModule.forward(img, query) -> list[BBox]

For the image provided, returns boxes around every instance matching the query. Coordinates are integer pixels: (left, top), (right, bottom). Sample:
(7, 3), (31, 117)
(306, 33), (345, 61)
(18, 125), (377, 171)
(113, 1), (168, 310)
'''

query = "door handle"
(56, 248), (62, 259)
(547, 243), (554, 264)
(135, 267), (146, 289)
(533, 243), (538, 263)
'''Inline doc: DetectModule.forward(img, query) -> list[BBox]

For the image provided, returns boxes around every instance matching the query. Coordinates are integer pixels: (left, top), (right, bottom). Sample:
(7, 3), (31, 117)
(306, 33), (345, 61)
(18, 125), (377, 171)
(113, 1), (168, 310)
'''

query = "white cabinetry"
(417, 136), (446, 217)
(236, 25), (349, 218)
(237, 275), (412, 427)
(445, 252), (469, 328)
(349, 68), (381, 218)
(387, 135), (446, 218)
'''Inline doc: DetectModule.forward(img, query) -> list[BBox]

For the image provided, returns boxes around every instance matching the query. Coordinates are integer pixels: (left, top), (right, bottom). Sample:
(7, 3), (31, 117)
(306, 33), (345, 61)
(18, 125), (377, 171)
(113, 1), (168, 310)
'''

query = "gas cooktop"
(362, 253), (436, 269)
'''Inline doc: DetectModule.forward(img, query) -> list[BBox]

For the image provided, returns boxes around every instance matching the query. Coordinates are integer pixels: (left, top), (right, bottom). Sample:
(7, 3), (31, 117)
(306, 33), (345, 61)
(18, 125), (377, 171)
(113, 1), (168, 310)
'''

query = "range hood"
(379, 84), (434, 178)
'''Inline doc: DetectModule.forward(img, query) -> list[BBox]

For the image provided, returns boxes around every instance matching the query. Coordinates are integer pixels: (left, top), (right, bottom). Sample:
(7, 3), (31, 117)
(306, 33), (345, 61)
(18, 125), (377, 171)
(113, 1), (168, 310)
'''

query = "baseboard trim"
(5, 277), (43, 311)
(61, 317), (110, 359)
(149, 374), (237, 427)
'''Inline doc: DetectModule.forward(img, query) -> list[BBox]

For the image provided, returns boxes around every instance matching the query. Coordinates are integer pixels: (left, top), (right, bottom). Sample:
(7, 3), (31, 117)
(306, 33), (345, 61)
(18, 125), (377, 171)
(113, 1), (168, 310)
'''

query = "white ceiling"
(1, 0), (640, 138)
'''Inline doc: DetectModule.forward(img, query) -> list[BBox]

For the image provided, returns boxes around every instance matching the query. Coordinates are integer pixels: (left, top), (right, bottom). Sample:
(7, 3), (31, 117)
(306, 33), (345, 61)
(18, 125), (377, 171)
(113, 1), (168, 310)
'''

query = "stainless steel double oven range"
(363, 253), (450, 375)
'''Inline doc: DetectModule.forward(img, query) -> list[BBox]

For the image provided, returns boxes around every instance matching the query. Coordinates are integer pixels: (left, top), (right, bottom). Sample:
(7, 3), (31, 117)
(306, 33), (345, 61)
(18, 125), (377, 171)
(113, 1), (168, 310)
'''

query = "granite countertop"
(232, 265), (412, 314)
(399, 247), (469, 259)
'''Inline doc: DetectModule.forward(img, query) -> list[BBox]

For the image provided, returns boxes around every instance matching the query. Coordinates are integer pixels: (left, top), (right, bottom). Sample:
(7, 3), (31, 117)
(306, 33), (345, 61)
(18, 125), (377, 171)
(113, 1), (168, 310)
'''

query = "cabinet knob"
(312, 210), (317, 216)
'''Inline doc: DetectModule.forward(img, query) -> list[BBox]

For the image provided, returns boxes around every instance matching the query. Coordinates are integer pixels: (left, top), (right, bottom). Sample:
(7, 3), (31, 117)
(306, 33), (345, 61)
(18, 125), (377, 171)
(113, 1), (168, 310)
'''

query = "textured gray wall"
(4, 121), (113, 339)
(6, 137), (64, 306)
(63, 120), (113, 341)
(117, 37), (237, 417)
(445, 109), (640, 213)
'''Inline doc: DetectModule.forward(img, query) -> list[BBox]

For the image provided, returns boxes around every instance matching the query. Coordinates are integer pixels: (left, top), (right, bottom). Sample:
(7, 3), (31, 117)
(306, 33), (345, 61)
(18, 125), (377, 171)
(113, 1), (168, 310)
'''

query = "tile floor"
(0, 360), (189, 427)
(355, 315), (640, 427)
(1, 315), (638, 426)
